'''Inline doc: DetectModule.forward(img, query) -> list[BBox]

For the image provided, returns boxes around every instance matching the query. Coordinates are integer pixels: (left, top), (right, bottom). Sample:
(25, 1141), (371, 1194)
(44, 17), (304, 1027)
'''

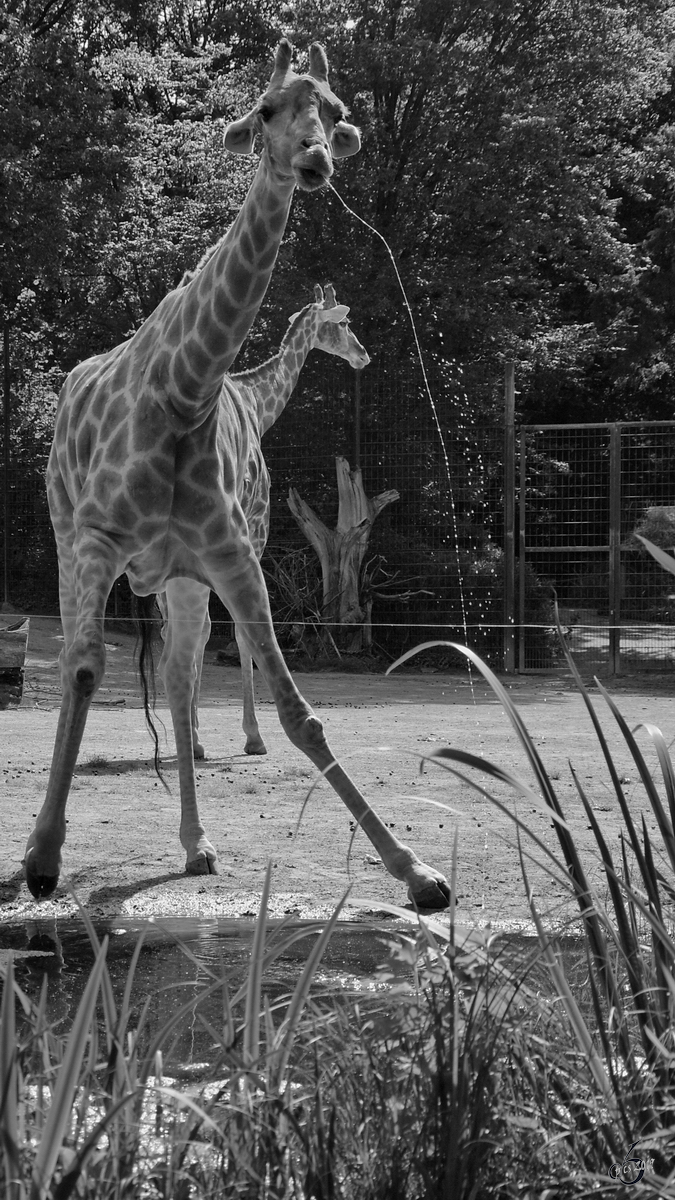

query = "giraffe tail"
(131, 593), (167, 787)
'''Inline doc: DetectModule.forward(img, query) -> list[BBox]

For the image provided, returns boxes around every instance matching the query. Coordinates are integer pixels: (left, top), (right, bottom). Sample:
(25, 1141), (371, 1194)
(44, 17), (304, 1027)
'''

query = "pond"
(2, 916), (410, 1074)
(2, 915), (594, 1083)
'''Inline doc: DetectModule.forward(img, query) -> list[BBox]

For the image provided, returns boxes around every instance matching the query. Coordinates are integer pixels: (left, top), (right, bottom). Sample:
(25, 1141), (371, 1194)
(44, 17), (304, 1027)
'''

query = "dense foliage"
(3, 0), (675, 430)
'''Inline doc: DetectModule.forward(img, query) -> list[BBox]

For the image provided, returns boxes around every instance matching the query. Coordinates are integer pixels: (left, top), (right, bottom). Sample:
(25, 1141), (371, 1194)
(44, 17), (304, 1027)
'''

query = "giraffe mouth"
(295, 164), (332, 191)
(292, 149), (333, 192)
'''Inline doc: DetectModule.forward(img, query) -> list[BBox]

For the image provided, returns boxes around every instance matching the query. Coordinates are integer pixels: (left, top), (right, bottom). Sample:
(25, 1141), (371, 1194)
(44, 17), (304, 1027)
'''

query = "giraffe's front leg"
(25, 536), (116, 898)
(24, 678), (74, 896)
(209, 547), (450, 909)
(275, 686), (451, 909)
(159, 579), (218, 875)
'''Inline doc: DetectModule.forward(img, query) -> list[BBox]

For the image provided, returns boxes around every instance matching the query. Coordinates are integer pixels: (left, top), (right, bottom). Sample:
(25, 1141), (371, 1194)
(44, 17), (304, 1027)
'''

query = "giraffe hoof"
(244, 739), (267, 755)
(186, 851), (219, 876)
(193, 743), (206, 760)
(25, 867), (60, 901)
(24, 845), (61, 900)
(406, 870), (451, 910)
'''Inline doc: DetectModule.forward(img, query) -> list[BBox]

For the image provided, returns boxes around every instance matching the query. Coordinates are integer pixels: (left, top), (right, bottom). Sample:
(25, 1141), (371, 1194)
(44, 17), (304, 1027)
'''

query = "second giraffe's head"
(290, 283), (370, 369)
(224, 39), (361, 191)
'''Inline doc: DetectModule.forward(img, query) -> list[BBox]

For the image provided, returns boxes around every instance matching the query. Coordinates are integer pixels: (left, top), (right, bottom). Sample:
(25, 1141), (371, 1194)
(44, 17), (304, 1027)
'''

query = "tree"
(256, 0), (675, 422)
(5, 0), (675, 444)
(0, 7), (130, 330)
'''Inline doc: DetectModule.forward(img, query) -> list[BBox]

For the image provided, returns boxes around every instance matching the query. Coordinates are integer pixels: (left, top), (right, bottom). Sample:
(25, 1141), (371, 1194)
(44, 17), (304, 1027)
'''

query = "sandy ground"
(1, 613), (675, 933)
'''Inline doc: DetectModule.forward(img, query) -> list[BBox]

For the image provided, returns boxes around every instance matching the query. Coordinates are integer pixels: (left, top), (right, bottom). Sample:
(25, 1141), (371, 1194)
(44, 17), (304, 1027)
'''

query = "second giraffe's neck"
(233, 306), (318, 436)
(158, 157), (296, 414)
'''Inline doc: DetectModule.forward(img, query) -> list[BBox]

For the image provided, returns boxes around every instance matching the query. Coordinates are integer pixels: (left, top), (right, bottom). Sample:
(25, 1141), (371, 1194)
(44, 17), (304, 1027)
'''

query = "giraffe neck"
(232, 306), (318, 436)
(153, 157), (296, 416)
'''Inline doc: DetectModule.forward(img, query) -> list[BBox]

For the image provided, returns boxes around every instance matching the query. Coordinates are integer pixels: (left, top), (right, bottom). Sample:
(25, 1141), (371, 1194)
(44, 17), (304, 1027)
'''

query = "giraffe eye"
(258, 105), (274, 123)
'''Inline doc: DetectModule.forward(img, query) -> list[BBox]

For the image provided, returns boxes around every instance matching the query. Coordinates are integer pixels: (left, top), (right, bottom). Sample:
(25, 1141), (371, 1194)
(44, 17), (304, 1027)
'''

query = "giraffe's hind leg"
(235, 625), (267, 754)
(157, 589), (209, 759)
(158, 578), (218, 875)
(24, 532), (120, 899)
(190, 607), (210, 761)
(207, 546), (450, 909)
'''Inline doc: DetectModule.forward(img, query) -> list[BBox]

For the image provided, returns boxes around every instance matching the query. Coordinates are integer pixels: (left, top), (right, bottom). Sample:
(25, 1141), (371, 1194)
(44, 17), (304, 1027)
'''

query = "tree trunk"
(287, 457), (398, 652)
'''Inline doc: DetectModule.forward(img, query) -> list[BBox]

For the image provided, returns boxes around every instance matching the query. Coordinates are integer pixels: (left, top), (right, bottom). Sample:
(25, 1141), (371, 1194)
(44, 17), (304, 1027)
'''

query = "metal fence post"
(503, 362), (516, 672)
(518, 430), (528, 672)
(3, 321), (10, 609)
(609, 423), (621, 674)
(353, 369), (361, 471)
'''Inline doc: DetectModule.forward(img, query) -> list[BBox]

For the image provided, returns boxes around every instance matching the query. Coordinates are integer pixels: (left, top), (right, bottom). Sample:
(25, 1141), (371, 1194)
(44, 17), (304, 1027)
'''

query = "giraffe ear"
(224, 112), (257, 155)
(322, 304), (350, 323)
(331, 121), (361, 159)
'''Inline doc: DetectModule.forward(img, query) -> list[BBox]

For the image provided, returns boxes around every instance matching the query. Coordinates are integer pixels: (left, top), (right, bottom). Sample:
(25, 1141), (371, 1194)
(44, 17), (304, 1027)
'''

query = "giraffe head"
(290, 283), (370, 368)
(224, 40), (361, 191)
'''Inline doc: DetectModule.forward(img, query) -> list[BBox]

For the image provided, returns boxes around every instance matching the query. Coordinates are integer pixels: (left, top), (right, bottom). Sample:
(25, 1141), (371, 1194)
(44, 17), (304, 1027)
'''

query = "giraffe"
(24, 39), (450, 910)
(157, 281), (369, 759)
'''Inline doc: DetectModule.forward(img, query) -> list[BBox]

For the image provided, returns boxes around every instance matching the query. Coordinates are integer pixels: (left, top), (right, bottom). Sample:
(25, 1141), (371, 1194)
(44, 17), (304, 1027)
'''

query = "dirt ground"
(2, 613), (675, 932)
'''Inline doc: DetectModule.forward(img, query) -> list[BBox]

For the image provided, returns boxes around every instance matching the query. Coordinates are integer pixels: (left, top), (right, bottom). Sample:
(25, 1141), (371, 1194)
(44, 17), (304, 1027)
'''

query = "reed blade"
(30, 938), (109, 1200)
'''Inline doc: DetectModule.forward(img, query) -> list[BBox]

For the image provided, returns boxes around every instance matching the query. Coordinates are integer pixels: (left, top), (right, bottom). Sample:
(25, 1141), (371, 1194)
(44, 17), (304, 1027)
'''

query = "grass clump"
(393, 627), (675, 1194)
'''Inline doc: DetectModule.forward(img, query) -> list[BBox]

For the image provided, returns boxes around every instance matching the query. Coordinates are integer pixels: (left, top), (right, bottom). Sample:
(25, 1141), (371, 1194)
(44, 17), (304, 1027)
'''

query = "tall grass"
(0, 868), (358, 1199)
(3, 874), (547, 1197)
(391, 626), (675, 1194)
(5, 623), (675, 1195)
(1, 898), (562, 1197)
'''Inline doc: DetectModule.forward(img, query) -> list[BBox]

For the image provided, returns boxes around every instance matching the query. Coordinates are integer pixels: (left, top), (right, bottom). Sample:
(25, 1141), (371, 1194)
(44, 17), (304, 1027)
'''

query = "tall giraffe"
(25, 39), (450, 909)
(158, 282), (369, 759)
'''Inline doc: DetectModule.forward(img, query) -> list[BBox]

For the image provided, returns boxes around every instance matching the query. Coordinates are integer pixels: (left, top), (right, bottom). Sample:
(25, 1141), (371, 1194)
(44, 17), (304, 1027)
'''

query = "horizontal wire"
(4, 614), (669, 631)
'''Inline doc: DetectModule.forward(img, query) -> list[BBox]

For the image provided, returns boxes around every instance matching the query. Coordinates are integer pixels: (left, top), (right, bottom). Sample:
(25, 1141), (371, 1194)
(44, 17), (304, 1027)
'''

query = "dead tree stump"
(287, 456), (398, 652)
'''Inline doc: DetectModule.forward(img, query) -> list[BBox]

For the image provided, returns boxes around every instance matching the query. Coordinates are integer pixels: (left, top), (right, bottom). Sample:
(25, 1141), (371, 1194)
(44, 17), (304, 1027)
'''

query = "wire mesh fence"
(1, 452), (56, 612)
(518, 422), (675, 671)
(1, 354), (511, 669)
(254, 352), (509, 666)
(3, 362), (675, 675)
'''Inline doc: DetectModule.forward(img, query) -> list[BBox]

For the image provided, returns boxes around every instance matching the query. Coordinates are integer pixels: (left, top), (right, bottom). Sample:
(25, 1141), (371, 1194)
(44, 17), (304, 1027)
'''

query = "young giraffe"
(158, 281), (369, 759)
(25, 39), (450, 909)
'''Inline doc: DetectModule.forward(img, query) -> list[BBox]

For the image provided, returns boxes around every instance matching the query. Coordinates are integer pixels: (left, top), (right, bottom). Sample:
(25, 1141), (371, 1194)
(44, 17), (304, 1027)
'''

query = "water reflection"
(3, 917), (405, 1070)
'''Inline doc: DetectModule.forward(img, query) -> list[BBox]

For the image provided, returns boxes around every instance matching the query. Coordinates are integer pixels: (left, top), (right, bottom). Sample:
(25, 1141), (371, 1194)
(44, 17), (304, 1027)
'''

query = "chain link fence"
(3, 360), (675, 674)
(518, 422), (675, 671)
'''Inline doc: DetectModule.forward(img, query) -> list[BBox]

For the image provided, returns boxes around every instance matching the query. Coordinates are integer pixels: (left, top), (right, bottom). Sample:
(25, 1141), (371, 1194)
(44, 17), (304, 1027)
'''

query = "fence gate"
(517, 421), (675, 673)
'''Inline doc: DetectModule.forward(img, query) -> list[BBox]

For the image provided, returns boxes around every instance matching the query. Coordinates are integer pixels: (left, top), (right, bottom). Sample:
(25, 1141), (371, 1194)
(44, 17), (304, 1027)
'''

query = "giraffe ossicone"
(24, 40), (450, 911)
